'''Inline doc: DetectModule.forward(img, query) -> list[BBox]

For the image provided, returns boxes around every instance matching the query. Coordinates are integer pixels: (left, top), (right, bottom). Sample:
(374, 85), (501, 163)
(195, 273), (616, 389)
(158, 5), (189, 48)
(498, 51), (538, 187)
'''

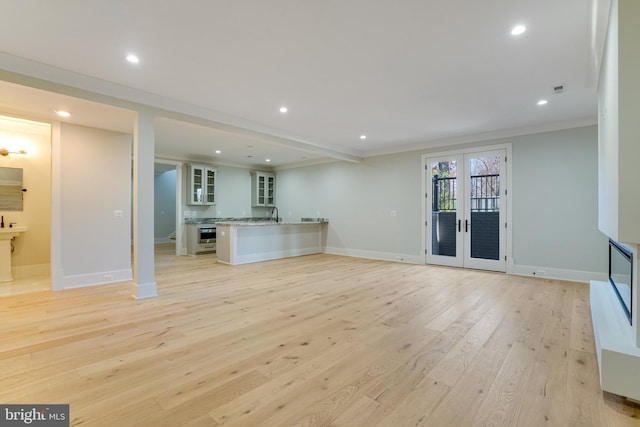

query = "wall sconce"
(0, 148), (27, 157)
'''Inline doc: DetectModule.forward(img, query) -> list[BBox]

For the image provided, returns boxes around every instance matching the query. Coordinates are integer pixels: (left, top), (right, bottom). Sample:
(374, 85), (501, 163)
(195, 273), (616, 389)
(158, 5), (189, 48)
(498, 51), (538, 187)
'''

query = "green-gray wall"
(275, 125), (607, 281)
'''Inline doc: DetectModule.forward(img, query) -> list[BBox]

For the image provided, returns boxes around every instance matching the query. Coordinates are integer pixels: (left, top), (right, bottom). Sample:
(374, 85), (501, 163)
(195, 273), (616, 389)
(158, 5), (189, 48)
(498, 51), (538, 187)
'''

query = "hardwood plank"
(330, 396), (392, 427)
(0, 247), (638, 426)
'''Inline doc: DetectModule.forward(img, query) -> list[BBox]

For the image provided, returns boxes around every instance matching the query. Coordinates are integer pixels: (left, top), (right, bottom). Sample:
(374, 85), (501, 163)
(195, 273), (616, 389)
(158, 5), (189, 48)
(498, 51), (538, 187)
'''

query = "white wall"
(154, 169), (176, 241)
(59, 123), (132, 288)
(276, 125), (607, 281)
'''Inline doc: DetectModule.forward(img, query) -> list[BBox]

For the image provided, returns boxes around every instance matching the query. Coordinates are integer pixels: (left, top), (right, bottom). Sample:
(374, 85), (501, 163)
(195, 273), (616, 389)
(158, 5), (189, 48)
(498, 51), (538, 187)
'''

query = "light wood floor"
(1, 244), (639, 426)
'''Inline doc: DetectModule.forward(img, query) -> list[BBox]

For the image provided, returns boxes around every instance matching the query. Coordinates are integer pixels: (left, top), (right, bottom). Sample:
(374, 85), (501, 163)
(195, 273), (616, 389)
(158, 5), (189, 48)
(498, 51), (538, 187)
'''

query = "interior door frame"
(422, 143), (513, 274)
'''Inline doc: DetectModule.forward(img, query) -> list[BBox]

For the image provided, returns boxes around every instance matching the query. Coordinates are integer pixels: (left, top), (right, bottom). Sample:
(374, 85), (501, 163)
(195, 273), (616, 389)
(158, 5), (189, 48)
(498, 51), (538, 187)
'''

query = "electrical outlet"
(391, 210), (397, 217)
(113, 210), (123, 219)
(533, 270), (546, 276)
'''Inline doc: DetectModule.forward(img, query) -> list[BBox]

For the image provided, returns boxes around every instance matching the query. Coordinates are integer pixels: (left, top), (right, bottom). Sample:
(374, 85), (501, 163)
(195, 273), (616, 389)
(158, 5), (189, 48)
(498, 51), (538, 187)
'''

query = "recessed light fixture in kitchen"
(279, 106), (288, 113)
(55, 110), (71, 118)
(126, 54), (140, 64)
(265, 158), (271, 163)
(215, 150), (221, 154)
(537, 99), (548, 106)
(511, 25), (526, 36)
(360, 135), (367, 140)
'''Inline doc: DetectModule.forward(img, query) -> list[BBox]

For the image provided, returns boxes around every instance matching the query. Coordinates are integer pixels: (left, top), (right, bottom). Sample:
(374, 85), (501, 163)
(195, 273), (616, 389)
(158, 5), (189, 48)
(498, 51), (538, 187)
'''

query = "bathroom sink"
(0, 226), (27, 239)
(0, 226), (27, 282)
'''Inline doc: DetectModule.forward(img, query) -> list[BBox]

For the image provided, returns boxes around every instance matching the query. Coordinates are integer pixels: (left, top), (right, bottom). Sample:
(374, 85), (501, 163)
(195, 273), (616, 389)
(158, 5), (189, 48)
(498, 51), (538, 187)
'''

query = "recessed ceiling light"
(537, 99), (548, 106)
(360, 135), (367, 140)
(55, 110), (71, 118)
(215, 150), (221, 154)
(265, 158), (271, 163)
(279, 106), (288, 113)
(511, 25), (526, 36)
(126, 54), (140, 64)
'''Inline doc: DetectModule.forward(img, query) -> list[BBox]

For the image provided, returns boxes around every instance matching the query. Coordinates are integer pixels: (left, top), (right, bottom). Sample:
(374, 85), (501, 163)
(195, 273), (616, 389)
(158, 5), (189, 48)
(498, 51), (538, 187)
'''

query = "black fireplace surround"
(609, 239), (633, 325)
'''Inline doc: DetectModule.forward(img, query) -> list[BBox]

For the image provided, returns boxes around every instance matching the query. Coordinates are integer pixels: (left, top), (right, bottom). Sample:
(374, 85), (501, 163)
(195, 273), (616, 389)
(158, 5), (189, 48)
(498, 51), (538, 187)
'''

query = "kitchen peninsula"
(216, 219), (328, 265)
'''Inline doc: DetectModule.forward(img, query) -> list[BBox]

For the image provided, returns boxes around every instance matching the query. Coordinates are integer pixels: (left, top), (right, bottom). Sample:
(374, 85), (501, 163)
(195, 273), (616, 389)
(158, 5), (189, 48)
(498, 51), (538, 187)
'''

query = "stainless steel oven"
(198, 224), (216, 243)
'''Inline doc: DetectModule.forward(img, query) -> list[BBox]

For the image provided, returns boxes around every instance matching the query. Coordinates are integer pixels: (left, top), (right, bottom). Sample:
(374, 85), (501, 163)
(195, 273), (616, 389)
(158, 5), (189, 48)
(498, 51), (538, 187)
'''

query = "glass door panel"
(426, 157), (463, 267)
(464, 151), (506, 271)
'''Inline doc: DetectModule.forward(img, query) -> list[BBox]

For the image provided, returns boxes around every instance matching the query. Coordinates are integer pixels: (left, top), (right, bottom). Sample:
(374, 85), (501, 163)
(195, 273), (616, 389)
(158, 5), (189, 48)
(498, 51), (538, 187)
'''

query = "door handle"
(458, 219), (461, 232)
(465, 219), (469, 232)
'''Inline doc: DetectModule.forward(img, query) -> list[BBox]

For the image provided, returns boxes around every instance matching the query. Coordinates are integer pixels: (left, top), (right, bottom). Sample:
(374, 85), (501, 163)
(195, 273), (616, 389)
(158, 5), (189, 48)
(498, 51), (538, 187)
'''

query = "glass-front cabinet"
(188, 164), (216, 205)
(251, 171), (275, 207)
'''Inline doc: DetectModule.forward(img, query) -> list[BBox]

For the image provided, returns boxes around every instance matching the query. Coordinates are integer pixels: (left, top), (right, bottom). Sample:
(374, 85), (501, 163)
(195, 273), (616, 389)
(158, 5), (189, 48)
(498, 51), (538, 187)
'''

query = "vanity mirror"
(0, 167), (24, 211)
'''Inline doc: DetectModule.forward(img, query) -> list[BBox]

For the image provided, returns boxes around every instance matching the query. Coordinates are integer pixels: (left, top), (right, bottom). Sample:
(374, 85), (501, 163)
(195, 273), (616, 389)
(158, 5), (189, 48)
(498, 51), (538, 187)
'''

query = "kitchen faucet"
(271, 206), (279, 223)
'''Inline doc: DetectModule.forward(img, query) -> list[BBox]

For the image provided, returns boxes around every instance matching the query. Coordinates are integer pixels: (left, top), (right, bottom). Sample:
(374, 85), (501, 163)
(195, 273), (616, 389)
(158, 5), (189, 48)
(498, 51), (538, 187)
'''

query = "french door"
(425, 150), (506, 272)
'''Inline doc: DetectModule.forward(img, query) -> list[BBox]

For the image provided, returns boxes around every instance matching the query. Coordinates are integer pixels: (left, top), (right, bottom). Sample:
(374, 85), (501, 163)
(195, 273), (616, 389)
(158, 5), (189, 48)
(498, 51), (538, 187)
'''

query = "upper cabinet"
(251, 171), (275, 207)
(188, 164), (216, 205)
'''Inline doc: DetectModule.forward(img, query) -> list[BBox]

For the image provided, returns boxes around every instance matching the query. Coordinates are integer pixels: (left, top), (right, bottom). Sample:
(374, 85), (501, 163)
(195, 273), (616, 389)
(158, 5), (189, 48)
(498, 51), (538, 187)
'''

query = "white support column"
(50, 122), (64, 291)
(132, 110), (158, 299)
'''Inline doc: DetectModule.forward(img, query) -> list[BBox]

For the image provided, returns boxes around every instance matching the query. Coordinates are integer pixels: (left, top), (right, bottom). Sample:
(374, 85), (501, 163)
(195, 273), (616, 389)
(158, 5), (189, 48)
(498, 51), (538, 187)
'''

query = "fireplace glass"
(609, 239), (633, 325)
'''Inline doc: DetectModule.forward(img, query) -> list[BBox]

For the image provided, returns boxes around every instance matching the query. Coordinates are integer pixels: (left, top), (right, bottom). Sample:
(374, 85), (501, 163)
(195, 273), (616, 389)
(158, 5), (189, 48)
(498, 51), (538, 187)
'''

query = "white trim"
(512, 264), (607, 283)
(62, 268), (133, 289)
(325, 247), (424, 265)
(50, 121), (64, 291)
(133, 281), (158, 300)
(325, 247), (605, 281)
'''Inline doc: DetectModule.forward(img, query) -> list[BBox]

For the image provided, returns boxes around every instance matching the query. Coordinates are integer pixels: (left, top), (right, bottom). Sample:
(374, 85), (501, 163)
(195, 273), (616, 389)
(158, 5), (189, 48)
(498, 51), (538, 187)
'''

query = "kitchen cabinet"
(251, 171), (275, 207)
(188, 164), (216, 205)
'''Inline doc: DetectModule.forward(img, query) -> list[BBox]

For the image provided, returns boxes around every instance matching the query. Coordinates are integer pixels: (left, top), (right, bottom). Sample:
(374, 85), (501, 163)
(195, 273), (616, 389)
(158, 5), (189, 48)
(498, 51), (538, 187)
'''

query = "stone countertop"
(185, 217), (328, 225)
(216, 220), (328, 226)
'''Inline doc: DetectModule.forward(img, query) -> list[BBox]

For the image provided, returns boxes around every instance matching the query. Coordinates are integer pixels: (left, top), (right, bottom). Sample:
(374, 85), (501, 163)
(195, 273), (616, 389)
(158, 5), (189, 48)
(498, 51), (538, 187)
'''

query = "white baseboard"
(512, 264), (607, 283)
(323, 249), (605, 281)
(133, 281), (158, 299)
(63, 268), (133, 289)
(325, 247), (423, 265)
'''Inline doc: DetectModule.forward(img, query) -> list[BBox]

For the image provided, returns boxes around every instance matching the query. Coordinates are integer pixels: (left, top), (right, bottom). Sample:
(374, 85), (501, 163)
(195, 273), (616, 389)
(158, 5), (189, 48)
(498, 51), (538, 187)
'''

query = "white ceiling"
(0, 1), (598, 168)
